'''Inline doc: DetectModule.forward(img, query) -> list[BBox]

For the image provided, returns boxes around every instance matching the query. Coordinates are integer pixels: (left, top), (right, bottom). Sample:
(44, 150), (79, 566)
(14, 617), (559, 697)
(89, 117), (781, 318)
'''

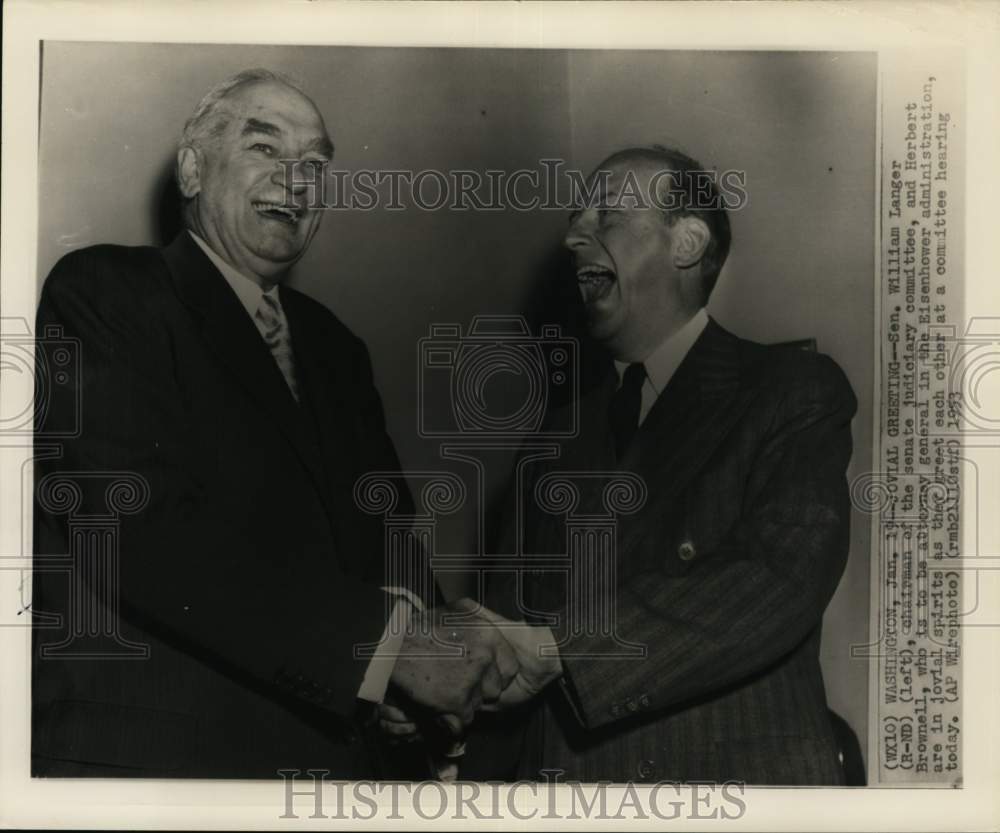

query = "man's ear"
(176, 146), (202, 199)
(672, 216), (711, 269)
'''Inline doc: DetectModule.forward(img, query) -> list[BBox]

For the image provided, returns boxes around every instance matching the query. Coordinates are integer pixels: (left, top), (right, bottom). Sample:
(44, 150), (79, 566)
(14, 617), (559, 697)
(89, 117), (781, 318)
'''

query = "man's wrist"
(383, 585), (425, 613)
(358, 598), (415, 703)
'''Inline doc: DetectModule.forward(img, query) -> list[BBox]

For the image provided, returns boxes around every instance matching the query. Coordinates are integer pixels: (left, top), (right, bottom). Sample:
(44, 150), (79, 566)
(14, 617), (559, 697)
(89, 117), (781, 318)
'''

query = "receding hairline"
(204, 79), (326, 133)
(175, 70), (334, 214)
(591, 148), (684, 179)
(178, 70), (329, 155)
(584, 144), (733, 303)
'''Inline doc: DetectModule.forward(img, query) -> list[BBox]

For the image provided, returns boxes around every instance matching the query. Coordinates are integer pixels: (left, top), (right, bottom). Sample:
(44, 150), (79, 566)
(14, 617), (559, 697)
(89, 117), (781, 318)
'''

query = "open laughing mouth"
(252, 201), (303, 225)
(577, 263), (617, 304)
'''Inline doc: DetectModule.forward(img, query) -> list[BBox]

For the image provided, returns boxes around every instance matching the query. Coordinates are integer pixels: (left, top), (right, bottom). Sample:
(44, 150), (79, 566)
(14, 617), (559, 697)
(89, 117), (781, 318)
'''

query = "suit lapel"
(617, 319), (757, 559)
(161, 232), (333, 513)
(279, 289), (352, 475)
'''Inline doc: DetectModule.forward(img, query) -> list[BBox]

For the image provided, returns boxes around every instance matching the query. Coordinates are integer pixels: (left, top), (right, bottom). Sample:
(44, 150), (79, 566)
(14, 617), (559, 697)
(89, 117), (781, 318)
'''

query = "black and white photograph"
(0, 1), (997, 830)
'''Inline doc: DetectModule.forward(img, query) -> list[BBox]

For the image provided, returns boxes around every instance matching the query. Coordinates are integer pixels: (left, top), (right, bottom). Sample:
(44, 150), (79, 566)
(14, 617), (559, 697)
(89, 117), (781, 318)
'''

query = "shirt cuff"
(357, 597), (413, 703)
(538, 626), (563, 672)
(382, 585), (425, 612)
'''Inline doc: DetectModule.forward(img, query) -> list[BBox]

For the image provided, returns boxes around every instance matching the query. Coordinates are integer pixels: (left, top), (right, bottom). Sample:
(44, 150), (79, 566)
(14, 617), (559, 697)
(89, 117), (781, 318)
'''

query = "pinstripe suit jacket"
(32, 232), (427, 777)
(490, 318), (856, 785)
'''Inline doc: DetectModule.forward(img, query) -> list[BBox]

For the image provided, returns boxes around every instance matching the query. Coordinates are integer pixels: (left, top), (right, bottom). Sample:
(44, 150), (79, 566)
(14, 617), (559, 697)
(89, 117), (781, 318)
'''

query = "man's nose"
(271, 161), (309, 195)
(564, 210), (595, 251)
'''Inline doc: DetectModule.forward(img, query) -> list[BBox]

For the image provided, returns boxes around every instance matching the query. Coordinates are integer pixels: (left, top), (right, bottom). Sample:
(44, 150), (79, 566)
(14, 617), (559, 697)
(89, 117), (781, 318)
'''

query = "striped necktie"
(254, 291), (300, 402)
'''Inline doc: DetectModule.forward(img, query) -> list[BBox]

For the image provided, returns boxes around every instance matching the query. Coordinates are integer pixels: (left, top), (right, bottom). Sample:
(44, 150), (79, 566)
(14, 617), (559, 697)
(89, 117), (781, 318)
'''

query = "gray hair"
(175, 67), (308, 189)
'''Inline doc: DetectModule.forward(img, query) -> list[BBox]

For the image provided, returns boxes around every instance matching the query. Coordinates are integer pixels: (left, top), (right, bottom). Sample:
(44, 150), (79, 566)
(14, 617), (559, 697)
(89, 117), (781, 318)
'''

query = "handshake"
(382, 598), (561, 743)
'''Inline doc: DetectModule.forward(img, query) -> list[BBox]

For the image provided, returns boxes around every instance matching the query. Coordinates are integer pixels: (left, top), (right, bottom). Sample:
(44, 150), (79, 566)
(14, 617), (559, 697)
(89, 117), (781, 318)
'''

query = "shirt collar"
(188, 231), (279, 319)
(615, 308), (709, 394)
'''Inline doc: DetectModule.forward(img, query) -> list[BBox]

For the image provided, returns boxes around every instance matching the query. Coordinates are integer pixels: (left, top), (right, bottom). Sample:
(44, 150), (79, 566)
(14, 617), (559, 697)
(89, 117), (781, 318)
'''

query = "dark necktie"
(609, 362), (646, 461)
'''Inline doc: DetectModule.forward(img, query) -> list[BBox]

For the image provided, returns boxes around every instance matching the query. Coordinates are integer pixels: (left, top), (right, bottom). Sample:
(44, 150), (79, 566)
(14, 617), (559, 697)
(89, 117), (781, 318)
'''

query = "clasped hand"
(384, 598), (560, 741)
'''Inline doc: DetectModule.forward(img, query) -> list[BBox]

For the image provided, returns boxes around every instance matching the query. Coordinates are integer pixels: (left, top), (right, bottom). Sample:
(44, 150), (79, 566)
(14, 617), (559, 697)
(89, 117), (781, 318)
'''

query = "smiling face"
(178, 80), (332, 287)
(566, 155), (706, 362)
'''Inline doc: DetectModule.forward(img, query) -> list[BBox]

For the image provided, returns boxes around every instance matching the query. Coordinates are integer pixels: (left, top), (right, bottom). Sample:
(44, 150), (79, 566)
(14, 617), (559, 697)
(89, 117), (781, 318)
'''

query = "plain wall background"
(37, 43), (876, 765)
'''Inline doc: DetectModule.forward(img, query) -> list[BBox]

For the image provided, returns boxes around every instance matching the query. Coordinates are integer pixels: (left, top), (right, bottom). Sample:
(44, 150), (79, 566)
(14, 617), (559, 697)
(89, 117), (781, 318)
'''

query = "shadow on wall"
(475, 242), (618, 556)
(155, 160), (184, 247)
(522, 243), (614, 402)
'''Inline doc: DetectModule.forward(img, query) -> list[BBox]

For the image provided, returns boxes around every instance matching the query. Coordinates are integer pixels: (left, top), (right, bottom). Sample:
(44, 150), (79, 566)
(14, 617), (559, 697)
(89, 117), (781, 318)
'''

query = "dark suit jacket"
(488, 319), (857, 785)
(32, 231), (425, 778)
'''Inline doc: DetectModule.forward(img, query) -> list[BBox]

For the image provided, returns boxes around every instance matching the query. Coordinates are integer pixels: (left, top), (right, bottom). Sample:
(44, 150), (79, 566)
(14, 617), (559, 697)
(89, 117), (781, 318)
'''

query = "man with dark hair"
(387, 146), (857, 785)
(595, 144), (732, 304)
(31, 69), (515, 778)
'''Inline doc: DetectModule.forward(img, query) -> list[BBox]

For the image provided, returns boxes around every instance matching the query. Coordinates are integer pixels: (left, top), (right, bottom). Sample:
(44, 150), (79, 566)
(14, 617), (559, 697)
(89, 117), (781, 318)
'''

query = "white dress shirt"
(189, 231), (415, 703)
(190, 231), (281, 319)
(613, 307), (709, 425)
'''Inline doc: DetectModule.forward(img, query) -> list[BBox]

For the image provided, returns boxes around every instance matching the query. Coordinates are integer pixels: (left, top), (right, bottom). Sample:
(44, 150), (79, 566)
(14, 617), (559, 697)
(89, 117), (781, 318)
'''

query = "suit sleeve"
(555, 355), (857, 729)
(34, 250), (395, 719)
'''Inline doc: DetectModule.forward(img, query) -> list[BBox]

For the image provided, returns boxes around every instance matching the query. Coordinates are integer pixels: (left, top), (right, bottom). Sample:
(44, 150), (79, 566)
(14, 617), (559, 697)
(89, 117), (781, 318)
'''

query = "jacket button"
(637, 759), (657, 780)
(626, 698), (638, 713)
(678, 540), (696, 561)
(639, 694), (651, 709)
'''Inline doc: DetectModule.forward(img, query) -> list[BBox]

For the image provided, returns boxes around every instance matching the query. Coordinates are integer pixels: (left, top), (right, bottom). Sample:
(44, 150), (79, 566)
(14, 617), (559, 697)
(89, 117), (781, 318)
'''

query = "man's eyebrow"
(241, 118), (333, 158)
(241, 118), (282, 138)
(304, 136), (334, 158)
